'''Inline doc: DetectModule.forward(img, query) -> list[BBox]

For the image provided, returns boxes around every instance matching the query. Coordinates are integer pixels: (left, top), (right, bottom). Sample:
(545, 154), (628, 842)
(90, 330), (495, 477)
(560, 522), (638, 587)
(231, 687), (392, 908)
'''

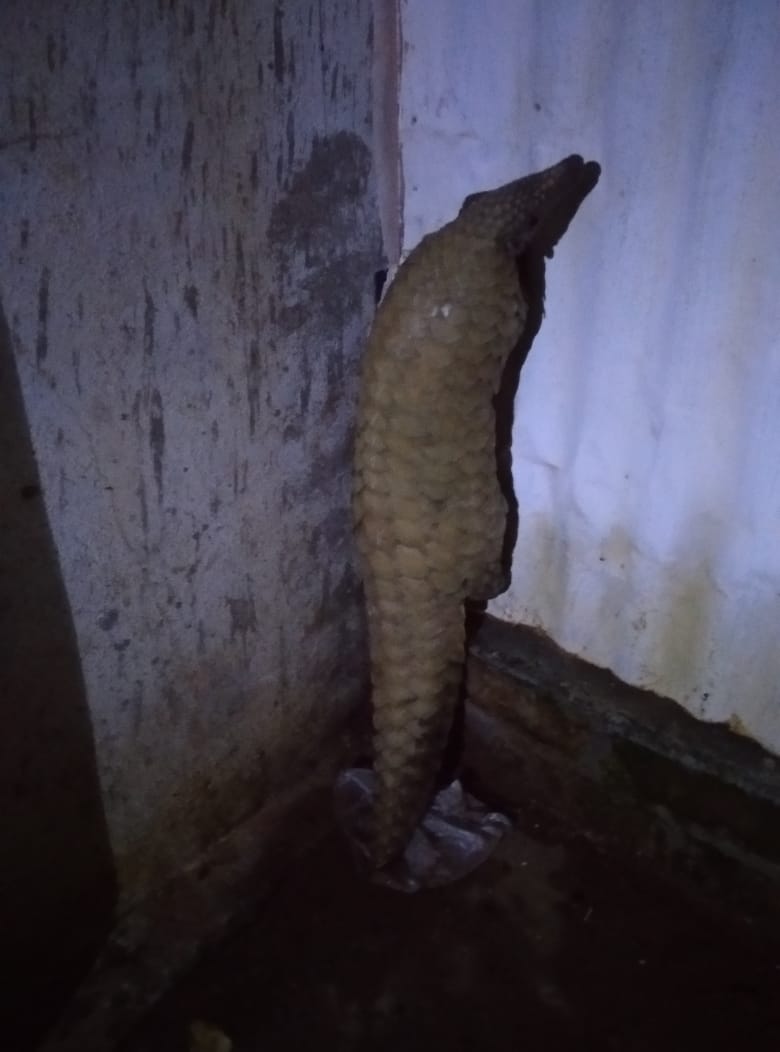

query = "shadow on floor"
(0, 298), (117, 1046)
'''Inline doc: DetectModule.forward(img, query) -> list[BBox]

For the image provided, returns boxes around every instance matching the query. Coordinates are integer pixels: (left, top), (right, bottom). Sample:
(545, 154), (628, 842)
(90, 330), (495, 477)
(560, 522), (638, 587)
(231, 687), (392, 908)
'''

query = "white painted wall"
(399, 0), (780, 754)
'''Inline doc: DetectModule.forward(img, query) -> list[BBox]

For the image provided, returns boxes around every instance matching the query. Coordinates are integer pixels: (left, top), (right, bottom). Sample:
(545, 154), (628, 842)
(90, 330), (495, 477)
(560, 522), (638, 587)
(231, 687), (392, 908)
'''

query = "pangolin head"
(458, 154), (601, 258)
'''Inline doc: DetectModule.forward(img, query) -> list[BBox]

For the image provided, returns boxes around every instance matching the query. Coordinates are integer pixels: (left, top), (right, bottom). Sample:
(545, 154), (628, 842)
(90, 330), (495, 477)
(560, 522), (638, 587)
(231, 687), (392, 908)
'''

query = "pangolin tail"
(368, 595), (466, 869)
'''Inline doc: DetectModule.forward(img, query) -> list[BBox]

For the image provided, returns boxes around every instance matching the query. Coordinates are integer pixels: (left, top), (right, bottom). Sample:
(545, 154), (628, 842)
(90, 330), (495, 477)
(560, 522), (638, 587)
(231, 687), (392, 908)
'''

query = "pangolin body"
(353, 155), (601, 868)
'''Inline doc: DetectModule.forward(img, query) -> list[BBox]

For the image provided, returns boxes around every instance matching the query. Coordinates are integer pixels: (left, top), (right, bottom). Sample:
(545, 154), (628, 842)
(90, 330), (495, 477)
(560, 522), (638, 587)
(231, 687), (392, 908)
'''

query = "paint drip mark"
(28, 98), (37, 151)
(206, 0), (217, 43)
(286, 110), (295, 169)
(181, 118), (195, 175)
(225, 592), (257, 659)
(137, 476), (149, 536)
(143, 285), (156, 356)
(149, 388), (165, 503)
(247, 338), (261, 437)
(183, 284), (199, 318)
(46, 34), (57, 72)
(273, 4), (285, 83)
(234, 231), (246, 317)
(36, 267), (50, 365)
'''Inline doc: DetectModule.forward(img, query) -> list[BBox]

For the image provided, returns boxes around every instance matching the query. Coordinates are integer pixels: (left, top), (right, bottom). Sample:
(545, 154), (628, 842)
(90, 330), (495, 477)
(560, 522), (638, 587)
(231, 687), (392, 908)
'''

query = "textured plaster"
(0, 0), (382, 903)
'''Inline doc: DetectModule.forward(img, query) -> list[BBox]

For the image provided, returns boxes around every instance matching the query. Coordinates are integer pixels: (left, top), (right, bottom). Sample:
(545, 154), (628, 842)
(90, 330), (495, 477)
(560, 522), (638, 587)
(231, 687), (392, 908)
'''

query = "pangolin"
(353, 154), (601, 869)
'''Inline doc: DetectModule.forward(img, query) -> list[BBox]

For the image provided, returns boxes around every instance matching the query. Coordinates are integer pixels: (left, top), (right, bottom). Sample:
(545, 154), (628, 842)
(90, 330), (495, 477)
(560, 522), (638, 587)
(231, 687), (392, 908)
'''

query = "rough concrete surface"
(0, 0), (381, 1043)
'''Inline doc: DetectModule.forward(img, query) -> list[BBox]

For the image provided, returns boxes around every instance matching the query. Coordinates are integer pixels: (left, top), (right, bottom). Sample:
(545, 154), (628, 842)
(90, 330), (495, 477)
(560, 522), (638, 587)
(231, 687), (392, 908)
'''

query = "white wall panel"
(400, 0), (780, 753)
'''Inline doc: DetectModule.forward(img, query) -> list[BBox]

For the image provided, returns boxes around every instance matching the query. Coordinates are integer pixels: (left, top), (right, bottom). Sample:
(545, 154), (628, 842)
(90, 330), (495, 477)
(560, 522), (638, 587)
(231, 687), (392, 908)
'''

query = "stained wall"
(0, 0), (382, 933)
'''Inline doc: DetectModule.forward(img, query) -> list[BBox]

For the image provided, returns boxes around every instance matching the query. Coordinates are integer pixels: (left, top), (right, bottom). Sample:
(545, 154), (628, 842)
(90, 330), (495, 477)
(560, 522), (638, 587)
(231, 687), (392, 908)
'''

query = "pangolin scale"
(353, 154), (601, 869)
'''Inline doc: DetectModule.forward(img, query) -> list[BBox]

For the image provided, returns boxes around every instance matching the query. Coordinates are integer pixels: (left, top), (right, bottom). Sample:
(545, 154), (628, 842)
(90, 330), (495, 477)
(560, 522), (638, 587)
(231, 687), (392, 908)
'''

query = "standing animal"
(353, 154), (601, 868)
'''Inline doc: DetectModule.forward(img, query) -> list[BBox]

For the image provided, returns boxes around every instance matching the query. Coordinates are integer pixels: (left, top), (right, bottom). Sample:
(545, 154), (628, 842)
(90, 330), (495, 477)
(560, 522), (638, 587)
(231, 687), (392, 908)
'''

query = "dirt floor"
(123, 803), (780, 1052)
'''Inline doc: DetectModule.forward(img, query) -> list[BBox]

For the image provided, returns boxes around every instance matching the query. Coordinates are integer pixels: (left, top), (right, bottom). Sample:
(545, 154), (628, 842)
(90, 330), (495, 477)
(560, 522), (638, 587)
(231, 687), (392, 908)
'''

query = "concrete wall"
(398, 0), (780, 755)
(0, 0), (382, 953)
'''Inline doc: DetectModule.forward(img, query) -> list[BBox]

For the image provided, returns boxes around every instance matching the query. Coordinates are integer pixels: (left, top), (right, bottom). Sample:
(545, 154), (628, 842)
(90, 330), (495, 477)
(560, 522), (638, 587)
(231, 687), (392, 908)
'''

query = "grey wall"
(0, 0), (382, 962)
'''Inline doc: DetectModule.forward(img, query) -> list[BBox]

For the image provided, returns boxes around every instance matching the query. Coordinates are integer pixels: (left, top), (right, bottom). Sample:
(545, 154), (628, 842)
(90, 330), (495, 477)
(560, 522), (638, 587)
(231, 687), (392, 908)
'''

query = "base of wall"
(37, 721), (361, 1052)
(464, 616), (780, 924)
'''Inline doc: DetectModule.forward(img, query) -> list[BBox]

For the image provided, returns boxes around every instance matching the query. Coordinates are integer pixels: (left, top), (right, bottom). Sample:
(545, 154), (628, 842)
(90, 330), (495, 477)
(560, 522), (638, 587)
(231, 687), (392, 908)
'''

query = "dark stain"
(137, 476), (149, 535)
(183, 5), (195, 35)
(225, 594), (257, 645)
(20, 219), (29, 250)
(232, 457), (248, 497)
(134, 87), (143, 113)
(268, 131), (372, 253)
(247, 338), (261, 437)
(206, 0), (217, 42)
(181, 119), (195, 175)
(330, 64), (339, 101)
(143, 286), (156, 357)
(324, 337), (346, 415)
(98, 609), (119, 631)
(273, 3), (285, 83)
(80, 78), (97, 126)
(267, 131), (381, 339)
(72, 347), (82, 396)
(36, 267), (49, 366)
(234, 231), (246, 317)
(46, 34), (56, 72)
(257, 59), (264, 90)
(286, 110), (295, 170)
(76, 293), (84, 321)
(250, 151), (258, 191)
(19, 484), (41, 500)
(149, 388), (165, 503)
(299, 350), (311, 413)
(288, 40), (296, 80)
(28, 97), (37, 152)
(183, 284), (199, 318)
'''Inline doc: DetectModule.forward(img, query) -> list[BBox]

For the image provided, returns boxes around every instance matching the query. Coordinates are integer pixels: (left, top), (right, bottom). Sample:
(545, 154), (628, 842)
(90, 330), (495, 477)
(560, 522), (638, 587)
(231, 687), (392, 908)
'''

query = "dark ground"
(123, 799), (780, 1052)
